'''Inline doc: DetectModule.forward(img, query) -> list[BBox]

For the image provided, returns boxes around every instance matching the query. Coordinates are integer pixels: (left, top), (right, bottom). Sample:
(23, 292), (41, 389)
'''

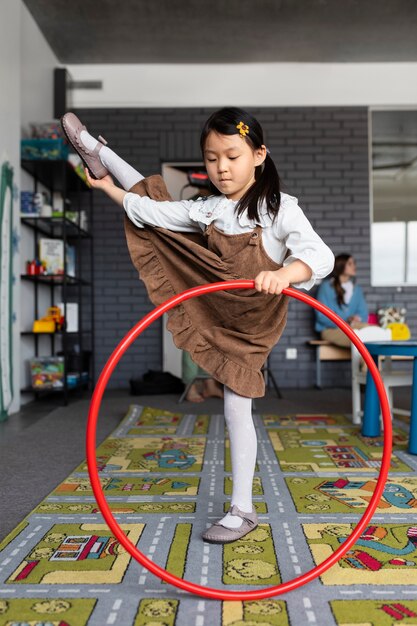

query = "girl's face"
(203, 131), (266, 201)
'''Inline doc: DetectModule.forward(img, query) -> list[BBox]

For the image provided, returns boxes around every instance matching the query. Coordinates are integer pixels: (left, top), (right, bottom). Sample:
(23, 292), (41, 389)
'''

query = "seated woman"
(314, 253), (369, 347)
(182, 350), (224, 402)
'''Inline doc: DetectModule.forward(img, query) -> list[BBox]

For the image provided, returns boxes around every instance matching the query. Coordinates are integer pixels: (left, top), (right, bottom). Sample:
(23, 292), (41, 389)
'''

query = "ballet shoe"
(61, 112), (109, 180)
(202, 505), (258, 544)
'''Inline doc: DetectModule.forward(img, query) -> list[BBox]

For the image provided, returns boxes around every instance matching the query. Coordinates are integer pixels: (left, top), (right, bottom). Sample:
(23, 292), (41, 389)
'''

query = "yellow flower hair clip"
(236, 121), (250, 138)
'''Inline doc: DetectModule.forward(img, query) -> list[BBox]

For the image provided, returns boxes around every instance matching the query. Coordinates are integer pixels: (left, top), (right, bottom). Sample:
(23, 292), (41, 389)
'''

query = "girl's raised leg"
(80, 129), (144, 191)
(61, 112), (143, 190)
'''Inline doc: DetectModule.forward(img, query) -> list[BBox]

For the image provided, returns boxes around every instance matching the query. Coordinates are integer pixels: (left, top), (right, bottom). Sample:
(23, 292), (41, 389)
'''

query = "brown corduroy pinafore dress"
(124, 175), (289, 398)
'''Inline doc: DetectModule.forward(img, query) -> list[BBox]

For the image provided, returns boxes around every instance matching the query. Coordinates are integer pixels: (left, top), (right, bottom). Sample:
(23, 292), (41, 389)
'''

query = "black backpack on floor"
(129, 370), (185, 395)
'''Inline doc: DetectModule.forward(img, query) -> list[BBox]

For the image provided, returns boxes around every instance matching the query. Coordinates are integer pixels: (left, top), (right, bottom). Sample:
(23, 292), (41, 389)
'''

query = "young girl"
(62, 107), (334, 543)
(315, 253), (369, 347)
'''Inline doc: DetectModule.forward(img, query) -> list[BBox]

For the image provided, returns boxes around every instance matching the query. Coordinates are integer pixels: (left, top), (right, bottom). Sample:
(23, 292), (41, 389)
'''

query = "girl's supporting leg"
(217, 386), (257, 529)
(80, 129), (144, 191)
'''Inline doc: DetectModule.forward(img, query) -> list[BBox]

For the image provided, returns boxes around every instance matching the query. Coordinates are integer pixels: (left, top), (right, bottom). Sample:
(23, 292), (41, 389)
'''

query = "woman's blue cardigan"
(314, 279), (368, 332)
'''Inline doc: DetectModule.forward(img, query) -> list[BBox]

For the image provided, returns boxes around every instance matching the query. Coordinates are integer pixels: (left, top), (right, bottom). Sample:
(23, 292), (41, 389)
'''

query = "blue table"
(362, 340), (417, 454)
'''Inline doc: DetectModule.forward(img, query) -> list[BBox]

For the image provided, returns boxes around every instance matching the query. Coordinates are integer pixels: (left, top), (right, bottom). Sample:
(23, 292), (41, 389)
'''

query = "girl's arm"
(254, 260), (312, 295)
(276, 197), (335, 290)
(85, 169), (200, 233)
(86, 172), (127, 206)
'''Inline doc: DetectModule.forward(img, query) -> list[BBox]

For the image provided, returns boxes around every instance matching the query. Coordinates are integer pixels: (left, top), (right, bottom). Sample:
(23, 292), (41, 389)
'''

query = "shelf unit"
(20, 158), (95, 404)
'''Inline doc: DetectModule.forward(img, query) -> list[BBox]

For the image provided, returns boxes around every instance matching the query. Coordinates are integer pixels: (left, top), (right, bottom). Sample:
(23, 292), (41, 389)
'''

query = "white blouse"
(123, 191), (334, 290)
(342, 279), (354, 304)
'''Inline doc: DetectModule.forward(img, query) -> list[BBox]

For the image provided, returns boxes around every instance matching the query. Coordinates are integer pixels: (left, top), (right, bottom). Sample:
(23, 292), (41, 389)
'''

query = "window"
(370, 109), (417, 286)
(407, 221), (417, 283)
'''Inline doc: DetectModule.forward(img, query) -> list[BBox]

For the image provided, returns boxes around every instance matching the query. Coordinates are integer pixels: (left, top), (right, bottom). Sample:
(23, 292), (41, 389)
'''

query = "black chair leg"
(262, 359), (283, 399)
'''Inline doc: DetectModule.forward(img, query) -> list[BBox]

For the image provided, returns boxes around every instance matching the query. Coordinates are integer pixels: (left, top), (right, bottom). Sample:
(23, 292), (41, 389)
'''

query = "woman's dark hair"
(200, 107), (281, 222)
(331, 253), (353, 306)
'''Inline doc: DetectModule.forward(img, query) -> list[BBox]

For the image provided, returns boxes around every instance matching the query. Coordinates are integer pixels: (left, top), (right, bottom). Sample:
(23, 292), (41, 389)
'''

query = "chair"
(178, 373), (210, 404)
(351, 326), (413, 425)
(178, 356), (281, 405)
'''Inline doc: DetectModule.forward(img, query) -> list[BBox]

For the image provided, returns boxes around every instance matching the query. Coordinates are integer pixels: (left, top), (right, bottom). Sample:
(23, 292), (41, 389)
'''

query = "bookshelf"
(20, 158), (95, 404)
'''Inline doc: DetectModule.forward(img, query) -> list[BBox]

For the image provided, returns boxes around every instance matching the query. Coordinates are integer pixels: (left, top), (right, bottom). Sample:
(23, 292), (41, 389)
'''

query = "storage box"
(30, 356), (64, 389)
(21, 138), (69, 160)
(66, 372), (89, 388)
(65, 350), (91, 372)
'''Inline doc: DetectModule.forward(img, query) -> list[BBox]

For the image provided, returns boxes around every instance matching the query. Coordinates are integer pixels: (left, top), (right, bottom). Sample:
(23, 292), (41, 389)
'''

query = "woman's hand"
(254, 269), (290, 295)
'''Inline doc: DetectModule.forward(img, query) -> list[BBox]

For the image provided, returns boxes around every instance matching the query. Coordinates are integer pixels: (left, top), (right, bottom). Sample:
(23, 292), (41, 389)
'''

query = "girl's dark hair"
(200, 107), (281, 221)
(331, 253), (353, 306)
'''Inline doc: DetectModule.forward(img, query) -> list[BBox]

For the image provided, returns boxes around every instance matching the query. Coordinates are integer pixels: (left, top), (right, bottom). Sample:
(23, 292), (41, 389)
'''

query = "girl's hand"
(254, 269), (290, 295)
(85, 168), (115, 190)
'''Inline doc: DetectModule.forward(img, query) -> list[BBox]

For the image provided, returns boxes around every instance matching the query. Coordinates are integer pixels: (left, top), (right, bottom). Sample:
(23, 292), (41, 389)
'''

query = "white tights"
(218, 386), (257, 529)
(80, 129), (257, 529)
(80, 130), (143, 191)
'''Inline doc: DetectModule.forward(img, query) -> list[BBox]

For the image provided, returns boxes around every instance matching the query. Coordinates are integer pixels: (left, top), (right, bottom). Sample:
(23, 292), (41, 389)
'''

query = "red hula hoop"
(86, 281), (392, 600)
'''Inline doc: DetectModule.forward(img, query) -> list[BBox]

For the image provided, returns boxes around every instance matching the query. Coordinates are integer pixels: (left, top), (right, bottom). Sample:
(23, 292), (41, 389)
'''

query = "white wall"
(67, 62), (417, 108)
(0, 0), (21, 415)
(20, 2), (58, 126)
(0, 1), (60, 412)
(19, 2), (60, 405)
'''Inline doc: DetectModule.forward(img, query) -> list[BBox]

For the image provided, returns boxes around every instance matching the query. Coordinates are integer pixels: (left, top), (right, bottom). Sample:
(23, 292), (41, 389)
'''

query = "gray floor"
(0, 385), (412, 542)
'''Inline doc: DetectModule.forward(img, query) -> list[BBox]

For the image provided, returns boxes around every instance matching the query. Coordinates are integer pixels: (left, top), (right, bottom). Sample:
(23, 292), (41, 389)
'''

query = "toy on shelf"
(21, 121), (69, 161)
(26, 258), (47, 275)
(32, 306), (65, 333)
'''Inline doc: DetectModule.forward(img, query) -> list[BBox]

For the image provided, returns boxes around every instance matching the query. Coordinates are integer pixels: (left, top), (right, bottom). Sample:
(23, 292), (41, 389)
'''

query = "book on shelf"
(58, 302), (78, 332)
(38, 239), (76, 276)
(39, 238), (64, 274)
(66, 244), (76, 277)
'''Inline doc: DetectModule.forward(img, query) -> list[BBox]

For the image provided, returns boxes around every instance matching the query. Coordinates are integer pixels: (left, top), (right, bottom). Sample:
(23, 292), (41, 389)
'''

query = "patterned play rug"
(1, 405), (417, 625)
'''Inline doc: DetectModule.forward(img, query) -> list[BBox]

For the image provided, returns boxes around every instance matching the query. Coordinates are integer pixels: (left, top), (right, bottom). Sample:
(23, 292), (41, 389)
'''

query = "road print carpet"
(1, 405), (417, 625)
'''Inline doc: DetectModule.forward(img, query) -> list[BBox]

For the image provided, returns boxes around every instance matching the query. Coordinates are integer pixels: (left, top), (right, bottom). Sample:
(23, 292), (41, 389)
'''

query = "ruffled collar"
(189, 194), (274, 228)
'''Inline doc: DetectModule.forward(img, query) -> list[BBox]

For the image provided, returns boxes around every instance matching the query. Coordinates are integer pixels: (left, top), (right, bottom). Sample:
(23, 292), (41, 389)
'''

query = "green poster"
(0, 161), (14, 421)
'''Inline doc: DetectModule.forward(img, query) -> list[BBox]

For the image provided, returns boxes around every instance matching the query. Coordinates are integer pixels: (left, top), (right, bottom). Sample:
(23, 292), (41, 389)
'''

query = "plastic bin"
(66, 372), (89, 388)
(30, 356), (64, 389)
(21, 138), (69, 160)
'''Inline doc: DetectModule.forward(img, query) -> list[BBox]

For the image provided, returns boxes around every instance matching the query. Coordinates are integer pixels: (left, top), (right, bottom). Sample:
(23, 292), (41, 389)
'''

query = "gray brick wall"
(75, 107), (417, 389)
